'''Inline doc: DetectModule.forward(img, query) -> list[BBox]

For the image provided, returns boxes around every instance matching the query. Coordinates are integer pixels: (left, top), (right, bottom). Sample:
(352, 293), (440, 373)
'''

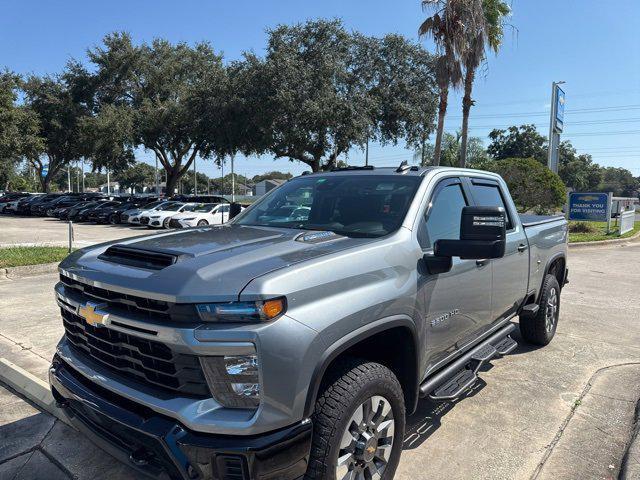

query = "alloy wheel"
(336, 395), (395, 480)
(545, 288), (558, 332)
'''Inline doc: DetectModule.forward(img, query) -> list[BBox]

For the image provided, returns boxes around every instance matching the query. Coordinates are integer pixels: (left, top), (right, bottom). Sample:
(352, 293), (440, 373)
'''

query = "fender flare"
(303, 315), (420, 417)
(539, 252), (567, 300)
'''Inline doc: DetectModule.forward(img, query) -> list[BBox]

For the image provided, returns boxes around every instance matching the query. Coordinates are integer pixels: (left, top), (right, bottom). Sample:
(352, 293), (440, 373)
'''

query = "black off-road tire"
(305, 358), (405, 480)
(520, 274), (561, 345)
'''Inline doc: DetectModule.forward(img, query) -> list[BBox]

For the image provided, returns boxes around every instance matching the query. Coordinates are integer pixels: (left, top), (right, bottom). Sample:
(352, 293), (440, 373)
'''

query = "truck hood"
(59, 225), (370, 303)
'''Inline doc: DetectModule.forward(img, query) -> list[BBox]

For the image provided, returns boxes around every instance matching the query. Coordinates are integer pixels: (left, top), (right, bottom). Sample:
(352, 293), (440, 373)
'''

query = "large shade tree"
(252, 19), (438, 172)
(487, 124), (547, 164)
(22, 74), (88, 192)
(88, 33), (226, 194)
(0, 72), (43, 190)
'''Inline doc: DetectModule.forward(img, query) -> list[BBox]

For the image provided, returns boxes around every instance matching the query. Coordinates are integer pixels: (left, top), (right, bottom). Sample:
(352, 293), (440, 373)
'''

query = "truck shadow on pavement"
(403, 378), (488, 450)
(403, 327), (540, 450)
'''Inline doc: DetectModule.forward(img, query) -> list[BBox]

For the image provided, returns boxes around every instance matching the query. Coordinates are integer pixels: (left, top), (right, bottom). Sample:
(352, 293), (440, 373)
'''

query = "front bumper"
(50, 355), (312, 480)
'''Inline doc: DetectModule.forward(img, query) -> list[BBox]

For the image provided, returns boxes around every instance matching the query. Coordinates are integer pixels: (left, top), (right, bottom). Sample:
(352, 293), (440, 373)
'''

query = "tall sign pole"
(547, 81), (565, 173)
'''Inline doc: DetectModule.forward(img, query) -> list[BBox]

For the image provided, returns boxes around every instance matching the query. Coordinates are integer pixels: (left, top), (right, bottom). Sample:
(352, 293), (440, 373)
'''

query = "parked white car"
(167, 203), (233, 228)
(124, 201), (176, 225)
(142, 202), (197, 229)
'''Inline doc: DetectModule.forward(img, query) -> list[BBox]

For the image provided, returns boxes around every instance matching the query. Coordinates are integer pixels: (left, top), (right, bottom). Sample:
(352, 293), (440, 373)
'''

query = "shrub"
(568, 221), (597, 234)
(483, 157), (566, 214)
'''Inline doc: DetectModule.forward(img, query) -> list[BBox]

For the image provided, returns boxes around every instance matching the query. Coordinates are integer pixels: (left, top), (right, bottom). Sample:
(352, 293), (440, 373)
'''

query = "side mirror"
(229, 203), (242, 219)
(434, 206), (506, 260)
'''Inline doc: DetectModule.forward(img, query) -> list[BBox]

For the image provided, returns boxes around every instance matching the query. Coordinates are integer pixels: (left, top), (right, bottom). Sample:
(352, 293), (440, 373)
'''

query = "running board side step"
(419, 323), (517, 401)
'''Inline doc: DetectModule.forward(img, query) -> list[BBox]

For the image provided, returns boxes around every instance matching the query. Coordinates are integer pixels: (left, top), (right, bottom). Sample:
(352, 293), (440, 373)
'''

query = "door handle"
(476, 259), (488, 267)
(517, 243), (528, 253)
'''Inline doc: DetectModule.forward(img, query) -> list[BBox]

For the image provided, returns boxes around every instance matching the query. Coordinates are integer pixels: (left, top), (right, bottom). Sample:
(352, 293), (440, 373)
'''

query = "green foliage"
(558, 141), (602, 191)
(416, 131), (488, 167)
(251, 171), (292, 183)
(117, 162), (155, 193)
(487, 124), (547, 164)
(252, 19), (438, 171)
(88, 33), (226, 194)
(22, 74), (89, 192)
(483, 157), (566, 213)
(598, 167), (638, 197)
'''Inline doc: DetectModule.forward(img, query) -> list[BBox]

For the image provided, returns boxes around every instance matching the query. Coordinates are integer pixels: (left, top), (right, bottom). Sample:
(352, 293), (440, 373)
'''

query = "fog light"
(200, 354), (260, 409)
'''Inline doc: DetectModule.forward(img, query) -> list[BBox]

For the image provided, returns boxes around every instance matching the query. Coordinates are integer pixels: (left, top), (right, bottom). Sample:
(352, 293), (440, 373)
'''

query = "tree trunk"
(433, 86), (449, 167)
(165, 167), (181, 196)
(311, 158), (321, 172)
(459, 68), (475, 168)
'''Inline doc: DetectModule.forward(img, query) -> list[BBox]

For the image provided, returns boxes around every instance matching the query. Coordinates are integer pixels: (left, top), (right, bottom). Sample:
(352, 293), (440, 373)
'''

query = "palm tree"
(458, 0), (510, 168)
(419, 0), (464, 166)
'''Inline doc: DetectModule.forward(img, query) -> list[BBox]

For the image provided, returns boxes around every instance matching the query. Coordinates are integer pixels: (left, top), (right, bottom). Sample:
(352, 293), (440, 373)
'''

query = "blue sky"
(2, 0), (639, 179)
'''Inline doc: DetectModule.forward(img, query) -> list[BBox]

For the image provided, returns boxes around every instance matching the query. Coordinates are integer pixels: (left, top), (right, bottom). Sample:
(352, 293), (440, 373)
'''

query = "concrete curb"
(0, 357), (72, 428)
(568, 229), (640, 249)
(620, 399), (640, 480)
(1, 262), (59, 279)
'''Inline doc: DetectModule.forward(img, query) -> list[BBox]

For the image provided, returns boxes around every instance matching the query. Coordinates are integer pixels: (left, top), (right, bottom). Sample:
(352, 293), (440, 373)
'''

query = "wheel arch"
(542, 253), (566, 297)
(303, 316), (421, 417)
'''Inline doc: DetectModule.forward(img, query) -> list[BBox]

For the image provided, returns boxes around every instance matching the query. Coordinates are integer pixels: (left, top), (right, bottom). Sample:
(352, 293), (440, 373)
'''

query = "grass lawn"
(568, 220), (640, 243)
(0, 246), (71, 268)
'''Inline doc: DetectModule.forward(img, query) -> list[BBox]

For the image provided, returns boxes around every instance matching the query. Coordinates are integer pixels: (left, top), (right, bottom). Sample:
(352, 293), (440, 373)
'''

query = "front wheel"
(163, 217), (171, 229)
(520, 274), (560, 345)
(305, 359), (405, 480)
(109, 214), (119, 225)
(197, 219), (208, 226)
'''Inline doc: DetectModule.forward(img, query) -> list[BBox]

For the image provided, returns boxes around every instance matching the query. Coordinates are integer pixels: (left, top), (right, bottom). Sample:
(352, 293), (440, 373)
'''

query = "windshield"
(160, 202), (184, 212)
(182, 203), (216, 212)
(235, 174), (421, 238)
(143, 200), (164, 209)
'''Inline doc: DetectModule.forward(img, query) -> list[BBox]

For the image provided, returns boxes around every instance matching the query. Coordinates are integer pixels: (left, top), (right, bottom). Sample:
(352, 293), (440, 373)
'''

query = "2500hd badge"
(50, 166), (568, 480)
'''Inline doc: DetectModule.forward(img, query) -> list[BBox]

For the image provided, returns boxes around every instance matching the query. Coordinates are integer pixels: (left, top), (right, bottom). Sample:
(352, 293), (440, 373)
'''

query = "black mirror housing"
(433, 206), (507, 260)
(229, 203), (242, 219)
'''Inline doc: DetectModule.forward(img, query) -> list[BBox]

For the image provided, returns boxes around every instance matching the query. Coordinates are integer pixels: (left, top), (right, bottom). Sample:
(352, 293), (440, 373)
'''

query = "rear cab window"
(468, 179), (514, 231)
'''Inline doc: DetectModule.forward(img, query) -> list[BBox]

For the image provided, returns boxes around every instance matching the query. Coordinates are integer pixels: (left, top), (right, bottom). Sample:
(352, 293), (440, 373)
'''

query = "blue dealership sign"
(568, 192), (610, 221)
(555, 85), (565, 132)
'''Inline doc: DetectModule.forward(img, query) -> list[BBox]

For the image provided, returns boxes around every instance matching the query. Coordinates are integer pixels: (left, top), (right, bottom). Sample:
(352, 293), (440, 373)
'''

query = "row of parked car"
(0, 191), (236, 229)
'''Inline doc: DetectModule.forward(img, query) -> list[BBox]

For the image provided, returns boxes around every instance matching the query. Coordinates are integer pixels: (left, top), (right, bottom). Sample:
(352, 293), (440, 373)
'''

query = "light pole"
(155, 154), (159, 196)
(547, 81), (566, 174)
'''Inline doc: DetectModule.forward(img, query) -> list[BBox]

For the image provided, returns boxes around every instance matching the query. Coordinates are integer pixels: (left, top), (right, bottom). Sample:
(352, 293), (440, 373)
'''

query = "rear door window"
(469, 181), (513, 230)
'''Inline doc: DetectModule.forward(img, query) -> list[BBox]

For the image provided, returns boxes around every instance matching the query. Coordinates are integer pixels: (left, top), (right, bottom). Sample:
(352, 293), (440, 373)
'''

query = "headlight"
(181, 217), (195, 221)
(200, 354), (260, 408)
(196, 298), (286, 323)
(151, 215), (160, 219)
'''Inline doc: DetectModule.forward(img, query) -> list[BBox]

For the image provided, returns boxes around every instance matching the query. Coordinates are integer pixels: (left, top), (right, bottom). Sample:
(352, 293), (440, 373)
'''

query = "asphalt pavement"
(0, 215), (155, 248)
(0, 225), (639, 479)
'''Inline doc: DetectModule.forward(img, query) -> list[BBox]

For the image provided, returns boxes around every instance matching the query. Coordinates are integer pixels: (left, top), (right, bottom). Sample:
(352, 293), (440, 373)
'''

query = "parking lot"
(0, 218), (639, 479)
(0, 215), (156, 249)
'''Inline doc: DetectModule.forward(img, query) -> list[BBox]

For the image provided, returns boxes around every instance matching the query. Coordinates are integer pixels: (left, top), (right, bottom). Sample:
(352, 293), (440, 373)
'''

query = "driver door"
(417, 177), (493, 372)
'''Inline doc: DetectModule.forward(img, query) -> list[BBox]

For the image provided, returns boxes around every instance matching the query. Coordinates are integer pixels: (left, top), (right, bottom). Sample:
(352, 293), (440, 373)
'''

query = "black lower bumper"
(49, 355), (312, 480)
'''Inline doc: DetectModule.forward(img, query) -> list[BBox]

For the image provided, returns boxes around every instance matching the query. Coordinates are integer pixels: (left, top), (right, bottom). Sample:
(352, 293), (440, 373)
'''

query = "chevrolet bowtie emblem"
(78, 302), (109, 327)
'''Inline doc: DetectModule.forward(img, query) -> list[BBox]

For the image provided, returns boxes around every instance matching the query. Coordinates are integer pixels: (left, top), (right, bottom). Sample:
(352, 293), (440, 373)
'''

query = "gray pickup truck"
(50, 165), (568, 480)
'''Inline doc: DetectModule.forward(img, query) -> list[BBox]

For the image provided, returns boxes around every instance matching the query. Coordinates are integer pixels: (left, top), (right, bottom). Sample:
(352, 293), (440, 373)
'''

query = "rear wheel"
(109, 214), (119, 224)
(520, 274), (560, 345)
(305, 358), (405, 480)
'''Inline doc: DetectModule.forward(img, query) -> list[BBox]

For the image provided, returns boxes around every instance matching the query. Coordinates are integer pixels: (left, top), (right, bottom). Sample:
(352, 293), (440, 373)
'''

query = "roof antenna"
(396, 160), (411, 173)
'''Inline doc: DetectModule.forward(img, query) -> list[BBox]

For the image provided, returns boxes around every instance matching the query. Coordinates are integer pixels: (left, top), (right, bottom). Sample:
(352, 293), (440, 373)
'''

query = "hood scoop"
(98, 245), (189, 270)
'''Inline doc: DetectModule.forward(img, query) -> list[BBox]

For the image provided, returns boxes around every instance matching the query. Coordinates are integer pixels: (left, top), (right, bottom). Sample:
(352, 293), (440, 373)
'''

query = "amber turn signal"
(262, 298), (285, 319)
